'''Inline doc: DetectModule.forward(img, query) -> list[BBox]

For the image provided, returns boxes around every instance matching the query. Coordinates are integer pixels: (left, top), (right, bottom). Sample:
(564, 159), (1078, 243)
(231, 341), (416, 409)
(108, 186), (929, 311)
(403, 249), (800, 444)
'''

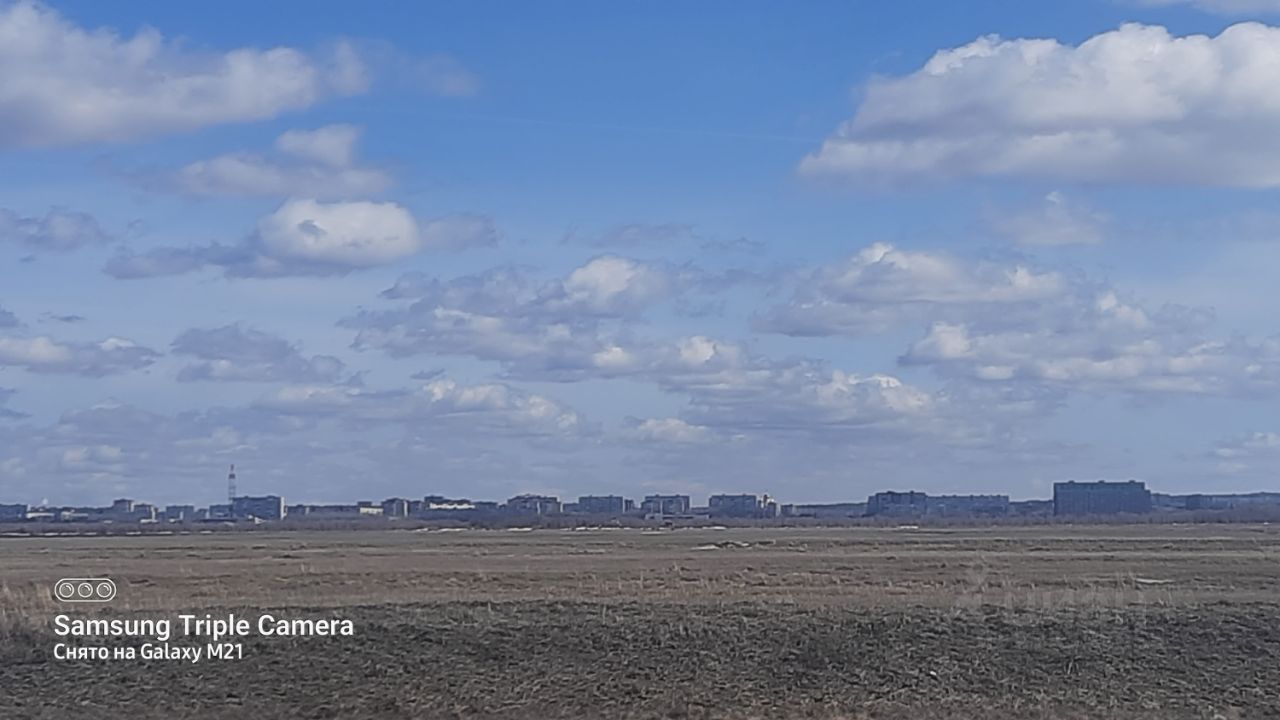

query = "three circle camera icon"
(53, 577), (116, 603)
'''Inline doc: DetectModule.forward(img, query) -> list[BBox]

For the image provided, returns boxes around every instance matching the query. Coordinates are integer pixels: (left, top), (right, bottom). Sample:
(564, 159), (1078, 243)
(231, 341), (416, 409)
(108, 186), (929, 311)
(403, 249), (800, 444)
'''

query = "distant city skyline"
(9, 479), (1280, 525)
(5, 1), (1280, 506)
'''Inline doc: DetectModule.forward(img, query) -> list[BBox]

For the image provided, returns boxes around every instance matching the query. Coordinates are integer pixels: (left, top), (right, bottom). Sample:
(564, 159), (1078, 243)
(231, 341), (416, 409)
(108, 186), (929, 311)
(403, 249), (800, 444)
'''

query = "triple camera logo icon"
(53, 578), (116, 603)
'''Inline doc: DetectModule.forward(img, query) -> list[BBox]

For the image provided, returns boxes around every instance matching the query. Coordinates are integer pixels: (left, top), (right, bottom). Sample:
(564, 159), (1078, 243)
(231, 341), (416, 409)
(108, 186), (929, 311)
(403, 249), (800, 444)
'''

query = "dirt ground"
(2, 525), (1279, 718)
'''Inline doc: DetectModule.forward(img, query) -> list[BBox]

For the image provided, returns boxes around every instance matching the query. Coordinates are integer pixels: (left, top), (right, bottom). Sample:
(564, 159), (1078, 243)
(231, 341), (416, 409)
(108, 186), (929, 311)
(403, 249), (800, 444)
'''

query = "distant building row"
(5, 480), (1278, 525)
(861, 481), (1157, 519)
(0, 492), (787, 523)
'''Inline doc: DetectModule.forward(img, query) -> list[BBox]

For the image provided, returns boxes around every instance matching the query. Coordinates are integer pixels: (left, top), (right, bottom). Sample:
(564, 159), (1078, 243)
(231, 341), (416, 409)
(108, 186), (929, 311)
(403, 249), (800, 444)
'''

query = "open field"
(3, 525), (1279, 718)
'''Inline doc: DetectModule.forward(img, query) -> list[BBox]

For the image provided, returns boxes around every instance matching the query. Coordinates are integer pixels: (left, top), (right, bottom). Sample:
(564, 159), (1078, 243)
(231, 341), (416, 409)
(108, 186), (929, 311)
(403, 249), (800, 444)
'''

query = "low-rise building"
(0, 503), (28, 521)
(1009, 500), (1053, 517)
(289, 504), (383, 519)
(790, 502), (866, 518)
(1184, 492), (1280, 511)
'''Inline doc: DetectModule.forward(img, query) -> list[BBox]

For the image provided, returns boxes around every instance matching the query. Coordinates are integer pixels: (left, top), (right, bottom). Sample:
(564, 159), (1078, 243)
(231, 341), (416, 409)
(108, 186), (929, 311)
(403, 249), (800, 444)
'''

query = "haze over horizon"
(4, 0), (1280, 506)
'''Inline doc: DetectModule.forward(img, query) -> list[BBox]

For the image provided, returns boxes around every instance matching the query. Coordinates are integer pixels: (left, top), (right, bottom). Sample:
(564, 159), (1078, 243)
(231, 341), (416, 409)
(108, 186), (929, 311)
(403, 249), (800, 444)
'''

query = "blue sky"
(3, 0), (1280, 506)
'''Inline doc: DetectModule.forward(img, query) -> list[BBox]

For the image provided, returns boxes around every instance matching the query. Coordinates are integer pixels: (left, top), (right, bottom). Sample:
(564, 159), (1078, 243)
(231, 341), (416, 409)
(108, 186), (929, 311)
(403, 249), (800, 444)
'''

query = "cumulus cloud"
(376, 255), (687, 319)
(255, 378), (586, 439)
(353, 265), (963, 446)
(0, 207), (112, 252)
(1209, 431), (1280, 474)
(0, 334), (159, 376)
(762, 242), (1280, 398)
(0, 370), (601, 504)
(256, 198), (418, 267)
(172, 125), (391, 198)
(901, 293), (1280, 395)
(171, 325), (348, 383)
(622, 417), (716, 444)
(103, 244), (219, 279)
(106, 199), (487, 279)
(0, 2), (367, 148)
(345, 257), (731, 381)
(800, 22), (1280, 186)
(759, 242), (1066, 335)
(987, 192), (1108, 247)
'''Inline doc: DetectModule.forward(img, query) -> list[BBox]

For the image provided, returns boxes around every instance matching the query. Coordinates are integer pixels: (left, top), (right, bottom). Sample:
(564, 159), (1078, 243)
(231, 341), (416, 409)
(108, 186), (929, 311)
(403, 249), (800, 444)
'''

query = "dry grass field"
(2, 524), (1279, 718)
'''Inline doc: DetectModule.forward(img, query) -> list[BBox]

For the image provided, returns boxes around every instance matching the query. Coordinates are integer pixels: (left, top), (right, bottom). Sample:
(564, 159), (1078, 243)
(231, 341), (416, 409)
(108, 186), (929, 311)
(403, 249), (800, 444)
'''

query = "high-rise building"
(505, 494), (562, 515)
(1053, 481), (1152, 516)
(708, 494), (762, 518)
(381, 498), (411, 518)
(231, 495), (285, 521)
(641, 494), (691, 515)
(866, 491), (929, 518)
(576, 495), (634, 514)
(162, 505), (195, 522)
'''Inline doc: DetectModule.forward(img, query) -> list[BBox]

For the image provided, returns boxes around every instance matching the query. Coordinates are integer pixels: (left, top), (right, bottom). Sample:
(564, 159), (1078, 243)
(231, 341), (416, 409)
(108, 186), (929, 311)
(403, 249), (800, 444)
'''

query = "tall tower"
(227, 464), (237, 502)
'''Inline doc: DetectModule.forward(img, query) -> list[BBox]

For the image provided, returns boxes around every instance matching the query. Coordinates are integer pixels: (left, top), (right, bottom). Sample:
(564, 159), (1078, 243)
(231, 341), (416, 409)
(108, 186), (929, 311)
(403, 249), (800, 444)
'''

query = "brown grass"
(2, 525), (1278, 719)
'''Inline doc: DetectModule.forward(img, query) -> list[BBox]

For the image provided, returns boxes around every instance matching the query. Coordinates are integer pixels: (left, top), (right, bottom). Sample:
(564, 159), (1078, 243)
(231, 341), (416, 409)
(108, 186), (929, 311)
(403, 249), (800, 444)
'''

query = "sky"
(3, 0), (1280, 507)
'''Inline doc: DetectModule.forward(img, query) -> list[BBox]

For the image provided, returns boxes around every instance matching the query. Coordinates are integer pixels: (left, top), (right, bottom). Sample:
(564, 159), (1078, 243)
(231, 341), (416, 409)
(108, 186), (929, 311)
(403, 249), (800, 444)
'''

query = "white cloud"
(760, 242), (1066, 335)
(988, 192), (1108, 247)
(0, 2), (366, 148)
(763, 242), (1280, 398)
(345, 257), (733, 381)
(0, 334), (158, 376)
(902, 304), (1280, 396)
(171, 325), (348, 383)
(106, 200), (497, 279)
(175, 125), (390, 199)
(256, 377), (586, 438)
(801, 22), (1280, 186)
(373, 255), (693, 320)
(623, 417), (716, 444)
(256, 199), (419, 267)
(554, 256), (674, 316)
(0, 207), (112, 252)
(175, 155), (390, 199)
(1207, 430), (1280, 476)
(275, 125), (361, 167)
